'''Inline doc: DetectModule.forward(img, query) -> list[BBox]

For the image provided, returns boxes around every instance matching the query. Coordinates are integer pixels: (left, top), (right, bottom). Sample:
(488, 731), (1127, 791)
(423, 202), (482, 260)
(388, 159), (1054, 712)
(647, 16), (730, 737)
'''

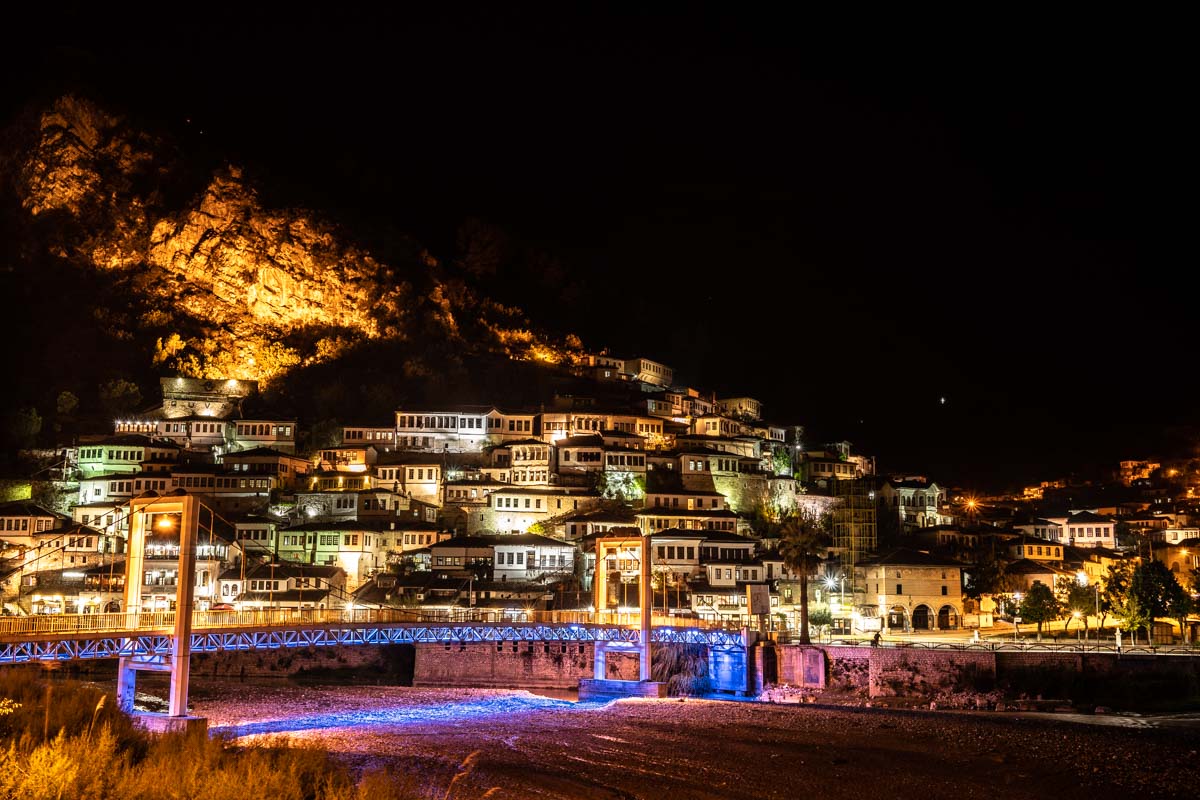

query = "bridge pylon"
(116, 492), (206, 732)
(582, 534), (664, 698)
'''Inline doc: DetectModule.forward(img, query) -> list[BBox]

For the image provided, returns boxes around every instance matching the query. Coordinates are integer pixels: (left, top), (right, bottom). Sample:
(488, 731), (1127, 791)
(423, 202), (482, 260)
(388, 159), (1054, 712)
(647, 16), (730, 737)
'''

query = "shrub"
(0, 669), (447, 799)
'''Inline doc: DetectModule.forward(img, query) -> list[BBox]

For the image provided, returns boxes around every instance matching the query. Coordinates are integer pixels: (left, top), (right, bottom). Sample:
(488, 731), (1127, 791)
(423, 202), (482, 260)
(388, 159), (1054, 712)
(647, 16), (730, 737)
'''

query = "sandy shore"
(156, 679), (1199, 799)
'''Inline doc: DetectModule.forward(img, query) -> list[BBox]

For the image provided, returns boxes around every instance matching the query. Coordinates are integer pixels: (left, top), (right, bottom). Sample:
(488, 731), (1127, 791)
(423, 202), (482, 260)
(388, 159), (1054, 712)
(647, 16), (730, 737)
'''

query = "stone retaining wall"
(869, 648), (996, 698)
(769, 644), (1200, 709)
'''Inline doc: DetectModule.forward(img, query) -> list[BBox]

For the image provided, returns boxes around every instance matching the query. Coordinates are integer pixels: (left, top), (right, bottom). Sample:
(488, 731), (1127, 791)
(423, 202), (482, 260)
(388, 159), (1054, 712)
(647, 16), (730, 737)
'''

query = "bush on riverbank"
(0, 668), (452, 800)
(652, 644), (714, 696)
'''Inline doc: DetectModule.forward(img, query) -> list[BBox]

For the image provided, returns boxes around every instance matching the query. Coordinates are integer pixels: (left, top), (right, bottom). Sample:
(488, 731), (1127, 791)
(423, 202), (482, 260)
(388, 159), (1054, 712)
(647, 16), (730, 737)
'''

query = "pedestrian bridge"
(0, 609), (748, 666)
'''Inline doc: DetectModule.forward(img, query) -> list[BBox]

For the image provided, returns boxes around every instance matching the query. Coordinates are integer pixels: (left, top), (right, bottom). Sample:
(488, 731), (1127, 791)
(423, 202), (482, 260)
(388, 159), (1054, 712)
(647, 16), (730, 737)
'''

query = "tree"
(1164, 577), (1194, 645)
(302, 418), (342, 452)
(1063, 580), (1095, 637)
(1125, 560), (1177, 644)
(55, 391), (78, 417)
(98, 379), (141, 416)
(778, 511), (830, 645)
(2, 407), (42, 450)
(1117, 592), (1150, 645)
(808, 607), (833, 641)
(1100, 560), (1134, 632)
(1018, 581), (1059, 637)
(965, 542), (1012, 600)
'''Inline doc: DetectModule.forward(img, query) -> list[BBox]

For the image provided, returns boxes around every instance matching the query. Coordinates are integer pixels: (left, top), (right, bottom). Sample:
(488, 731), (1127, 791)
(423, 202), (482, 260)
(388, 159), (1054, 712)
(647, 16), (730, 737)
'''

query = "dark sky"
(5, 7), (1196, 493)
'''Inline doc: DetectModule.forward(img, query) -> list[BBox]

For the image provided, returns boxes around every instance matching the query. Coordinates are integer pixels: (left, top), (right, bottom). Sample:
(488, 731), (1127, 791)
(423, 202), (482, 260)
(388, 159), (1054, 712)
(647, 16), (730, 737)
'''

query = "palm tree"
(778, 511), (830, 645)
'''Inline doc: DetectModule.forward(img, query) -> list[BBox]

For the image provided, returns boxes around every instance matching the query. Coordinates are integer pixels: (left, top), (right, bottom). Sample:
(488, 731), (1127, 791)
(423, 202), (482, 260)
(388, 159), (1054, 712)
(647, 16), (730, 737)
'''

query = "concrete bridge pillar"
(116, 658), (137, 713)
(593, 641), (608, 680)
(707, 629), (753, 695)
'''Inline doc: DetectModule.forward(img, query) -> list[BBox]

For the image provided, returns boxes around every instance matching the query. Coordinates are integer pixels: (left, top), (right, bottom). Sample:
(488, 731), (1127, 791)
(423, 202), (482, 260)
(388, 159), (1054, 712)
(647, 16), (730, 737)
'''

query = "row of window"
(1018, 545), (1062, 557)
(0, 520), (54, 532)
(343, 429), (396, 441)
(397, 415), (487, 430)
(173, 476), (271, 489)
(656, 545), (697, 560)
(309, 477), (371, 490)
(652, 496), (722, 509)
(227, 462), (289, 473)
(236, 424), (292, 437)
(703, 546), (754, 560)
(494, 496), (544, 509)
(1069, 526), (1111, 538)
(646, 518), (736, 532)
(811, 462), (856, 475)
(880, 584), (951, 596)
(80, 448), (145, 461)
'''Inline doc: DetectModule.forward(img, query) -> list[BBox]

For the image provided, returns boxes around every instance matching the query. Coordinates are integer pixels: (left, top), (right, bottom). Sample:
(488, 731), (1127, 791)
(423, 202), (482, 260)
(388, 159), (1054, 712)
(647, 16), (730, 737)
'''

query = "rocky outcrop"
(4, 95), (582, 384)
(146, 168), (404, 336)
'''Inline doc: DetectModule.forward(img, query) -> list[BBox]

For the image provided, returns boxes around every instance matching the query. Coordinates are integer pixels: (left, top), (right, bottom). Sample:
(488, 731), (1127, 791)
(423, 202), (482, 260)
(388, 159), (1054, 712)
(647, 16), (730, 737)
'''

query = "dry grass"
(0, 668), (493, 800)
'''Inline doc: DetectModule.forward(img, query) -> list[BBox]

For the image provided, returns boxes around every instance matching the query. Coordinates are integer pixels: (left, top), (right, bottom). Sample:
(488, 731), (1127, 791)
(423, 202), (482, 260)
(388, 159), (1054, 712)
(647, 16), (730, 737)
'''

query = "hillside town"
(4, 356), (1199, 645)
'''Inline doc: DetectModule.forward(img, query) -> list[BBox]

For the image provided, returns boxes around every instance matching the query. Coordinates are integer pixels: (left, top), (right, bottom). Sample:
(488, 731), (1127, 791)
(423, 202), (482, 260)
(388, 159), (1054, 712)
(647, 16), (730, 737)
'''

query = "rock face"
(4, 95), (580, 384)
(146, 168), (400, 336)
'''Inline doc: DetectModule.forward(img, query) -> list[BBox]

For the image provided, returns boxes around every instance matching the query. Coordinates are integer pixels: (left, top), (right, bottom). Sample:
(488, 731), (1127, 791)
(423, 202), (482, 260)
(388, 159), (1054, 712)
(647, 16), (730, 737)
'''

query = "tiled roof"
(858, 547), (961, 567)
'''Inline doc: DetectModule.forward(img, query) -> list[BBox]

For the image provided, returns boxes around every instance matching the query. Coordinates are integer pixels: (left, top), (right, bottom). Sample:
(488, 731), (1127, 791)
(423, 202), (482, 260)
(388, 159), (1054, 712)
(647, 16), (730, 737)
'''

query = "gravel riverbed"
(169, 679), (1200, 800)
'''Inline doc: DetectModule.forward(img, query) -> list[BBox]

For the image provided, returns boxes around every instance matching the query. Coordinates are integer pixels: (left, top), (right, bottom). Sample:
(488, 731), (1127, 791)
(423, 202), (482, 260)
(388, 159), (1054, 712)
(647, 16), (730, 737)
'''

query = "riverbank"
(165, 678), (1200, 799)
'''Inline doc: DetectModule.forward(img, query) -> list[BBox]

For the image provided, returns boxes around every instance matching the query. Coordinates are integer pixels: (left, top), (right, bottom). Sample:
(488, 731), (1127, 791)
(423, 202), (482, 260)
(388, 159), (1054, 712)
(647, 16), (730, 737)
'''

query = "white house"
(853, 547), (963, 633)
(1031, 511), (1117, 549)
(492, 533), (577, 583)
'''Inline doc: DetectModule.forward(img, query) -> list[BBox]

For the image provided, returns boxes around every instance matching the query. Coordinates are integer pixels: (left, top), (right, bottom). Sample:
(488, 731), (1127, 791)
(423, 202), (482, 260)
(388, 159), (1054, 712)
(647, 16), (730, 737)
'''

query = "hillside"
(0, 95), (589, 451)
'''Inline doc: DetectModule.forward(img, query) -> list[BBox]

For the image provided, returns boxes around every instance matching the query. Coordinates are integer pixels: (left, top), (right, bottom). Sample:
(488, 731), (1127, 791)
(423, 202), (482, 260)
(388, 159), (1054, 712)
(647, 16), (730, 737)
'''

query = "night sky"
(4, 7), (1195, 494)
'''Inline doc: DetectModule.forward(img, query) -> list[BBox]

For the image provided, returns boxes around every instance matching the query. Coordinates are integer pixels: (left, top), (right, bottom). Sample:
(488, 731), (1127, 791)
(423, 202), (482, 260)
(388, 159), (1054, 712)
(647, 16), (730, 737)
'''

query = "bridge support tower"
(116, 492), (207, 733)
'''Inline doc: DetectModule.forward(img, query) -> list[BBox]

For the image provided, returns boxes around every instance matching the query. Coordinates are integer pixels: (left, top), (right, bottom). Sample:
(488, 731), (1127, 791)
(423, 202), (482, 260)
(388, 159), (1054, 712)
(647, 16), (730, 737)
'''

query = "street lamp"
(824, 573), (846, 637)
(1012, 592), (1023, 641)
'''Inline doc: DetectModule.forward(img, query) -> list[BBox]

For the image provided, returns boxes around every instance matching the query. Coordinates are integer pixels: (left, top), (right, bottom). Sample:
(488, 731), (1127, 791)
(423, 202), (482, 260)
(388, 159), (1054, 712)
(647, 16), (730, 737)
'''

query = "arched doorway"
(103, 600), (121, 613)
(938, 605), (958, 630)
(887, 605), (907, 631)
(912, 605), (931, 630)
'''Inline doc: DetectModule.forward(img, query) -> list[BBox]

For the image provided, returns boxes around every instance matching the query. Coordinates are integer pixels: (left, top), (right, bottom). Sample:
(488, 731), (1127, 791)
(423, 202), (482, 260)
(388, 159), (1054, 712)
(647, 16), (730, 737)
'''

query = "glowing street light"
(1012, 591), (1023, 641)
(824, 573), (846, 624)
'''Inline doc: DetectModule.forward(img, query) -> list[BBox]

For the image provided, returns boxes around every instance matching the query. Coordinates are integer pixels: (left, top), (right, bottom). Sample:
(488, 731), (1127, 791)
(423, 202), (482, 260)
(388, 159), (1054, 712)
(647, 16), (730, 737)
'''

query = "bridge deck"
(0, 610), (748, 665)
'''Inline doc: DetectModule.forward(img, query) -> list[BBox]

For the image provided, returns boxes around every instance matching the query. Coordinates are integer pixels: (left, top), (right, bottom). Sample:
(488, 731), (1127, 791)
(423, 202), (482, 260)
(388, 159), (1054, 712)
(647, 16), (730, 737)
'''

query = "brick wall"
(413, 641), (639, 689)
(191, 644), (398, 679)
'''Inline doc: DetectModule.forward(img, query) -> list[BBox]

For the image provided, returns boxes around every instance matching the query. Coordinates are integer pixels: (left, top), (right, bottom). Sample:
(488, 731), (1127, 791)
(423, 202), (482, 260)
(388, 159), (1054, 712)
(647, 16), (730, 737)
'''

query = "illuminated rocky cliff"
(4, 95), (583, 385)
